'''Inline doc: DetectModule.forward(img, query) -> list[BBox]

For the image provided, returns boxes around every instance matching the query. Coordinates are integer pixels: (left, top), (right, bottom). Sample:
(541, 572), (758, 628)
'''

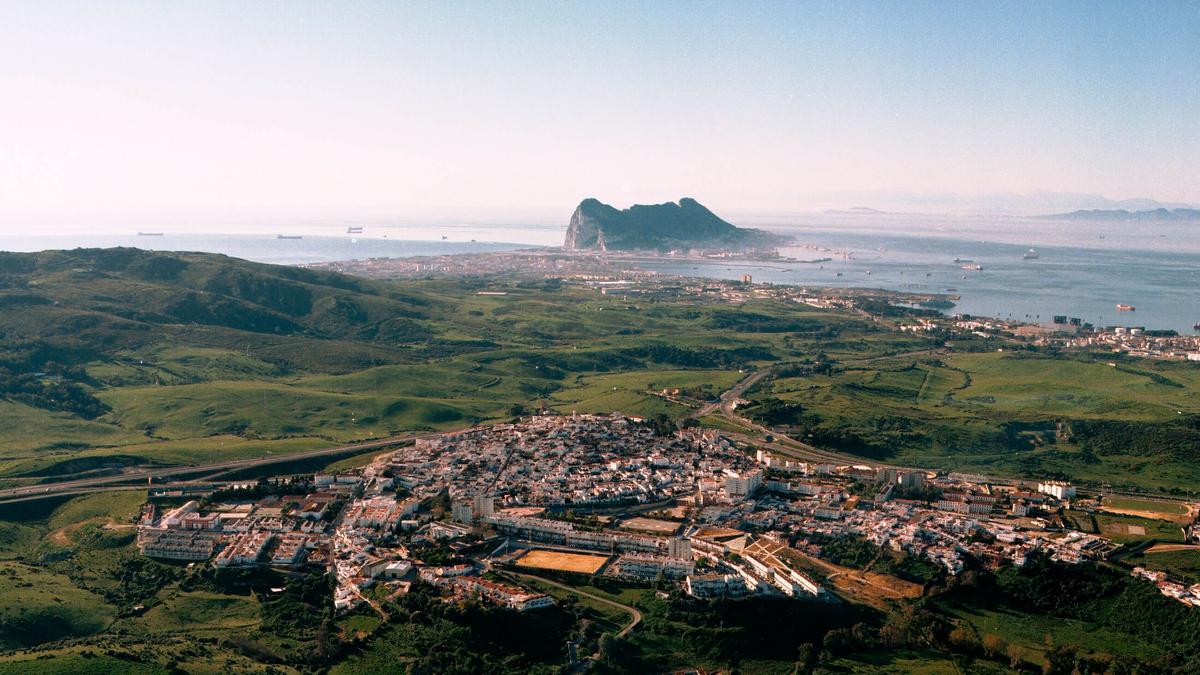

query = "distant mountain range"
(564, 197), (784, 251)
(1039, 208), (1200, 221)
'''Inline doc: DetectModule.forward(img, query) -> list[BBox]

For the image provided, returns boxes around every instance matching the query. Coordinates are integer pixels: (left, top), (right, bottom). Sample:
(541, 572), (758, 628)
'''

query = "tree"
(948, 626), (980, 654)
(794, 643), (815, 673)
(1043, 644), (1078, 675)
(821, 628), (855, 657)
(1007, 643), (1027, 670)
(981, 633), (1008, 660)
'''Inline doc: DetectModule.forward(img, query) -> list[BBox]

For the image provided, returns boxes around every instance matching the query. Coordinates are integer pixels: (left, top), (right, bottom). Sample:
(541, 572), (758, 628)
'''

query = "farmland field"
(515, 549), (611, 574)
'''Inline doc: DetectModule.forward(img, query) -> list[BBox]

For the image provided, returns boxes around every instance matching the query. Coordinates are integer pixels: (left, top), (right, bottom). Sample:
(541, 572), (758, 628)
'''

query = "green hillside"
(0, 247), (919, 480)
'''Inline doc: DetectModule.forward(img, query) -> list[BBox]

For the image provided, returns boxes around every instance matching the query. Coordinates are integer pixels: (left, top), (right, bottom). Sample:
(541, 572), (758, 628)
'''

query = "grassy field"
(128, 590), (262, 635)
(1103, 496), (1188, 515)
(947, 604), (1164, 664)
(817, 649), (1010, 674)
(1100, 496), (1191, 523)
(0, 486), (325, 671)
(1, 248), (928, 482)
(1093, 513), (1185, 544)
(0, 560), (116, 649)
(756, 351), (1200, 492)
(18, 247), (1196, 495)
(0, 652), (168, 675)
(1125, 547), (1200, 582)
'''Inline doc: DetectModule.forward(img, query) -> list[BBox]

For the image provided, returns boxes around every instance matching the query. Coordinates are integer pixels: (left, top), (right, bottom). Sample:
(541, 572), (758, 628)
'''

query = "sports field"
(515, 550), (610, 574)
(1100, 496), (1192, 523)
(619, 517), (681, 535)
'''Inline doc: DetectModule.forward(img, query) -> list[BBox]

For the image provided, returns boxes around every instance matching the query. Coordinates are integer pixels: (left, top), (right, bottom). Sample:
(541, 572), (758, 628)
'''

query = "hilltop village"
(135, 413), (1198, 617)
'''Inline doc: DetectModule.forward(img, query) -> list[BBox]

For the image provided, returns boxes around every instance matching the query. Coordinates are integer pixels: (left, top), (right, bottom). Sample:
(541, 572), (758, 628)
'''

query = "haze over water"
(3, 213), (1197, 334)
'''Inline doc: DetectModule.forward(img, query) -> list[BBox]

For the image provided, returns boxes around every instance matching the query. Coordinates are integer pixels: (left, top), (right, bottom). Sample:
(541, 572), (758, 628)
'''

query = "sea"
(1, 214), (1197, 333)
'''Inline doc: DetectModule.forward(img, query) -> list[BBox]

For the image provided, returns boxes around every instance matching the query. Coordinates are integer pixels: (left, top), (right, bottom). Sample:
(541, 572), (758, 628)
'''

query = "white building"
(1037, 482), (1076, 500)
(685, 573), (749, 599)
(725, 470), (763, 500)
(614, 552), (694, 580)
(667, 537), (692, 560)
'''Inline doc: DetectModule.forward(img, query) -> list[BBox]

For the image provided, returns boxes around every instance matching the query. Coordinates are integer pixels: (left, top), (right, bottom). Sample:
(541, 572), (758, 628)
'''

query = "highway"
(0, 433), (426, 503)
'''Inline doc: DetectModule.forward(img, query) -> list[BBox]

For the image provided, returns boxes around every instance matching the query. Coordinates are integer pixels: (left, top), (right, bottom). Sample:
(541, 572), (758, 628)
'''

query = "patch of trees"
(337, 582), (574, 674)
(813, 534), (878, 569)
(744, 397), (806, 427)
(642, 413), (677, 437)
(0, 365), (108, 419)
(92, 555), (179, 610)
(630, 594), (869, 671)
(854, 298), (940, 318)
(622, 344), (776, 368)
(0, 375), (107, 419)
(707, 310), (836, 334)
(260, 572), (331, 638)
(943, 556), (1200, 672)
(163, 292), (302, 335)
(1068, 416), (1200, 461)
(773, 356), (835, 378)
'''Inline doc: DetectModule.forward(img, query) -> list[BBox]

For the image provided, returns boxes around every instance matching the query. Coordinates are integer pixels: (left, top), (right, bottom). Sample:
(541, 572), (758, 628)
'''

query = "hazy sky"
(1, 1), (1197, 227)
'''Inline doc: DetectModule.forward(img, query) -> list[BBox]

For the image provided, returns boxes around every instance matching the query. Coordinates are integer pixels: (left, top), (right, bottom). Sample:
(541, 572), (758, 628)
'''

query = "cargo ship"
(961, 263), (982, 271)
(137, 232), (164, 237)
(1116, 304), (1135, 312)
(346, 226), (363, 234)
(953, 258), (974, 264)
(277, 235), (303, 240)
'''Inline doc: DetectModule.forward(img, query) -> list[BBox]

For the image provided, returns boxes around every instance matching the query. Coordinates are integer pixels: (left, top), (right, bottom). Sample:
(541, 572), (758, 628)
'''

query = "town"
(136, 413), (1200, 617)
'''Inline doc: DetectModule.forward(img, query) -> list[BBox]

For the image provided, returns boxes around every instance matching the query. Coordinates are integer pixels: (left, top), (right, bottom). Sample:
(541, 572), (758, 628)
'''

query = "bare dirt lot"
(618, 517), (681, 535)
(515, 549), (610, 574)
(1146, 543), (1200, 554)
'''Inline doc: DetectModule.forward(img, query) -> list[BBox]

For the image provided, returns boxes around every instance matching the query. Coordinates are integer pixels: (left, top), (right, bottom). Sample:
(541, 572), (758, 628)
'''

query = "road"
(696, 369), (771, 418)
(699, 348), (942, 420)
(704, 349), (1199, 507)
(0, 433), (426, 503)
(507, 571), (642, 638)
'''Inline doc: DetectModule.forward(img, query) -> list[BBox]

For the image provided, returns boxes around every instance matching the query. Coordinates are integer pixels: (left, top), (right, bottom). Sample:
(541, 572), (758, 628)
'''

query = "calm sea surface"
(2, 216), (1197, 333)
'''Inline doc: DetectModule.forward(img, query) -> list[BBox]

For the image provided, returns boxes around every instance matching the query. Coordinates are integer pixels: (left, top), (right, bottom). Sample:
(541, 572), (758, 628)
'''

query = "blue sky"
(1, 1), (1196, 225)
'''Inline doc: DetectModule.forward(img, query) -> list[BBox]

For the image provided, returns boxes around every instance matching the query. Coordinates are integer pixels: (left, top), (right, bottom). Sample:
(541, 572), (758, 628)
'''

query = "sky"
(1, 1), (1197, 228)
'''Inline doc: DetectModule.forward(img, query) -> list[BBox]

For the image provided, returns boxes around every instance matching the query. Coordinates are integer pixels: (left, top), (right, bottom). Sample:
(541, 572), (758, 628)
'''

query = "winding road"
(507, 571), (642, 638)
